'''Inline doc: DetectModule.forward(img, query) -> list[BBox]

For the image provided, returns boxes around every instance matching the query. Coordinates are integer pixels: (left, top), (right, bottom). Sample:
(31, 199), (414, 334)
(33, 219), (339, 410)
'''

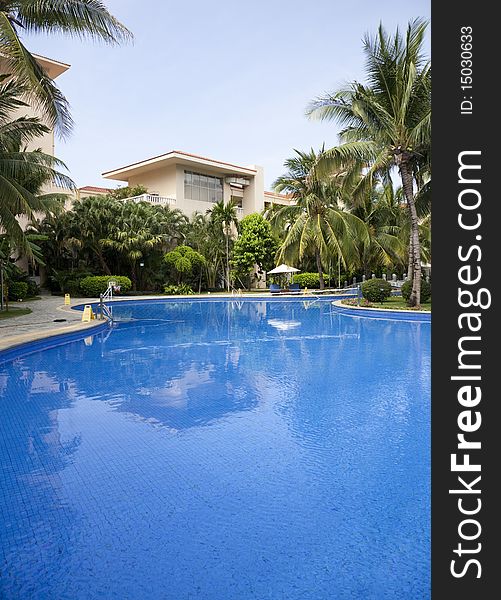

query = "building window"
(184, 170), (223, 203)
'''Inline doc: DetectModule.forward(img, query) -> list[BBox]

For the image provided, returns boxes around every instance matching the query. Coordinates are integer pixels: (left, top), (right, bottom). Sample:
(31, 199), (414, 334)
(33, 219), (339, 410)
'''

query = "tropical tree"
(268, 148), (368, 290)
(0, 0), (132, 137)
(65, 196), (117, 274)
(348, 182), (406, 277)
(100, 201), (187, 289)
(164, 245), (205, 288)
(206, 199), (239, 292)
(231, 213), (278, 289)
(307, 18), (431, 305)
(108, 185), (147, 201)
(185, 212), (225, 290)
(0, 76), (73, 255)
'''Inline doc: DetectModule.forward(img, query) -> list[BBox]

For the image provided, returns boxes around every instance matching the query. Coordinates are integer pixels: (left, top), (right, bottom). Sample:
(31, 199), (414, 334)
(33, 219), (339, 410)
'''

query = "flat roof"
(103, 150), (258, 181)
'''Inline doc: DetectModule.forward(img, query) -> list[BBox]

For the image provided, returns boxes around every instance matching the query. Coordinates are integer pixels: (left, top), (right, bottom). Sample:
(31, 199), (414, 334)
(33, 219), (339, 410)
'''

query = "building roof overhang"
(32, 54), (70, 79)
(102, 150), (258, 181)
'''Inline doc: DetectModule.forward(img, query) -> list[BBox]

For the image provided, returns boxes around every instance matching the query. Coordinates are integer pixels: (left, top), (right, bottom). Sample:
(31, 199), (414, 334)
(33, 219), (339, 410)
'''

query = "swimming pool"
(0, 299), (430, 599)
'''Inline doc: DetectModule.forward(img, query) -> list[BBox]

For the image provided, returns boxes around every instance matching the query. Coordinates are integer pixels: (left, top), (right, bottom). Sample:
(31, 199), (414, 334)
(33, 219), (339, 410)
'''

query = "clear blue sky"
(25, 0), (430, 191)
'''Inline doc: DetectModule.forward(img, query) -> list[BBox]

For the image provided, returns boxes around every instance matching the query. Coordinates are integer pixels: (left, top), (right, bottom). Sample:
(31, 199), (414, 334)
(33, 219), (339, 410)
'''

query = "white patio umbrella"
(267, 264), (301, 285)
(267, 264), (300, 275)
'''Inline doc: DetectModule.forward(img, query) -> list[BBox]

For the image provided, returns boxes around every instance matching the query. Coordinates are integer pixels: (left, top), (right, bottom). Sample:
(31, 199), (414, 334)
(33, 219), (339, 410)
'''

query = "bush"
(79, 275), (132, 297)
(48, 269), (94, 295)
(8, 281), (29, 301)
(401, 279), (431, 303)
(163, 284), (195, 295)
(292, 272), (334, 288)
(26, 279), (40, 297)
(361, 278), (392, 302)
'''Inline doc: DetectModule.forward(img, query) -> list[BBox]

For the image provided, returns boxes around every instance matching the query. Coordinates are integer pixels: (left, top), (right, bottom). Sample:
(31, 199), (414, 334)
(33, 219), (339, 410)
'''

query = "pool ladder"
(99, 282), (115, 323)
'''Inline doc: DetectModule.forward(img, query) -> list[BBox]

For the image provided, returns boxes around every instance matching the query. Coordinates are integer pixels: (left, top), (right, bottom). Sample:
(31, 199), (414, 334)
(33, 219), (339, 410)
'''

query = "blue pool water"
(0, 299), (430, 599)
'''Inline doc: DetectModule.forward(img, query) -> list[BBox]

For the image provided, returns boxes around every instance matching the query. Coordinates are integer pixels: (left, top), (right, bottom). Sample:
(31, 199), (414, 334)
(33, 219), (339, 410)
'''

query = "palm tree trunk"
(225, 232), (230, 292)
(407, 227), (414, 281)
(131, 261), (137, 291)
(96, 247), (111, 275)
(315, 250), (325, 290)
(399, 160), (421, 306)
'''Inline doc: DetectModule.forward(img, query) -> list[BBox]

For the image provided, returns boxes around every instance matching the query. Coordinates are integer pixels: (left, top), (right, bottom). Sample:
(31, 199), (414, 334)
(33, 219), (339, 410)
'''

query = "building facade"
(102, 150), (291, 218)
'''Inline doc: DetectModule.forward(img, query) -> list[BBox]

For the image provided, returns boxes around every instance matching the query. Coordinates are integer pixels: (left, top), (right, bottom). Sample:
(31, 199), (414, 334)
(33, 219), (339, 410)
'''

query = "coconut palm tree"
(207, 199), (239, 292)
(307, 18), (431, 306)
(0, 0), (132, 137)
(348, 182), (406, 277)
(269, 148), (368, 290)
(0, 76), (73, 255)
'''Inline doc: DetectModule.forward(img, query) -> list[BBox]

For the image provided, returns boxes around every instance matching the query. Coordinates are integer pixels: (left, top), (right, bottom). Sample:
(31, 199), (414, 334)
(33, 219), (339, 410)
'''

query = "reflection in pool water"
(0, 300), (430, 599)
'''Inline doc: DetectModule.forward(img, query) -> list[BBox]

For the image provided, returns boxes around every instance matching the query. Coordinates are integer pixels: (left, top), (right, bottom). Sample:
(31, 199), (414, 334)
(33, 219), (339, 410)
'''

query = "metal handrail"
(99, 282), (116, 322)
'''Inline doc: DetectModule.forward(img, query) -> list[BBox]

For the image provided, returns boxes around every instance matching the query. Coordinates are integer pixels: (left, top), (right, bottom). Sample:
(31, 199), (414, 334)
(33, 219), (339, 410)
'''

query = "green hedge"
(8, 281), (29, 301)
(79, 276), (132, 297)
(401, 279), (431, 303)
(292, 272), (327, 288)
(361, 278), (392, 302)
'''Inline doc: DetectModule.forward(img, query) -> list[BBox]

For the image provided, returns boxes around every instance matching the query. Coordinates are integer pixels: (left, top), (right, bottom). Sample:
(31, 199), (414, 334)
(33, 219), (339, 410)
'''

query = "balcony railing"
(236, 207), (244, 217)
(123, 193), (176, 206)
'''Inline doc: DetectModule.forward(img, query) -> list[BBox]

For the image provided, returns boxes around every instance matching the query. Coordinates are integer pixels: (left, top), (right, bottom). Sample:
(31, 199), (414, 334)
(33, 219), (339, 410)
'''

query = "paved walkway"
(0, 295), (102, 352)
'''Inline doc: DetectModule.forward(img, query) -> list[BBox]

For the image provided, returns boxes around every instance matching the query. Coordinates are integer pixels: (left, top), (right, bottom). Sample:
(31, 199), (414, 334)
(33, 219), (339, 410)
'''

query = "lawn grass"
(343, 296), (431, 312)
(0, 307), (32, 320)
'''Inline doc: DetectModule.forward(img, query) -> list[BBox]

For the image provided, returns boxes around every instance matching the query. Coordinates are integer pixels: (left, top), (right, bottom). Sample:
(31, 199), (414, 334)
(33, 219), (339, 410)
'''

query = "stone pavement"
(0, 295), (101, 351)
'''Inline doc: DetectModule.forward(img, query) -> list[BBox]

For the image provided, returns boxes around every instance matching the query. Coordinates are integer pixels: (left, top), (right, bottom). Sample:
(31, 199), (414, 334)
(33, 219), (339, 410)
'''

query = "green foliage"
(1, 263), (39, 297)
(293, 272), (324, 288)
(163, 284), (194, 295)
(26, 280), (40, 297)
(38, 197), (189, 291)
(269, 147), (368, 290)
(0, 2), (132, 138)
(361, 278), (392, 302)
(8, 281), (28, 301)
(231, 214), (278, 288)
(401, 279), (431, 303)
(0, 78), (74, 258)
(307, 19), (430, 305)
(48, 269), (94, 295)
(107, 185), (148, 200)
(164, 245), (205, 285)
(79, 275), (132, 297)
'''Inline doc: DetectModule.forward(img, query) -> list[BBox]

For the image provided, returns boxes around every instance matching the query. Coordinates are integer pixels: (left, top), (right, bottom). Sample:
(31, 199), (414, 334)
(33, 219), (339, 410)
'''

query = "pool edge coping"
(0, 317), (107, 354)
(331, 300), (431, 321)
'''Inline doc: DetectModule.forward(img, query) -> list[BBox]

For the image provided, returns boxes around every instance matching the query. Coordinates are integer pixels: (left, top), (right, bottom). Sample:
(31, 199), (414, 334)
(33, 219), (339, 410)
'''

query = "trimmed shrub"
(8, 281), (28, 301)
(401, 279), (431, 303)
(292, 272), (334, 288)
(79, 275), (132, 297)
(361, 278), (392, 302)
(164, 284), (194, 295)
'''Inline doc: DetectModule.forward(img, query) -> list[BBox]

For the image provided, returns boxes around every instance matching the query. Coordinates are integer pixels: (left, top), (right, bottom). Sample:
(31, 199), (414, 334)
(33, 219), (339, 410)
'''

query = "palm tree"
(207, 199), (239, 292)
(186, 212), (224, 290)
(65, 195), (117, 274)
(0, 0), (132, 137)
(100, 200), (186, 289)
(307, 18), (431, 306)
(0, 76), (73, 255)
(348, 182), (406, 277)
(269, 148), (368, 290)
